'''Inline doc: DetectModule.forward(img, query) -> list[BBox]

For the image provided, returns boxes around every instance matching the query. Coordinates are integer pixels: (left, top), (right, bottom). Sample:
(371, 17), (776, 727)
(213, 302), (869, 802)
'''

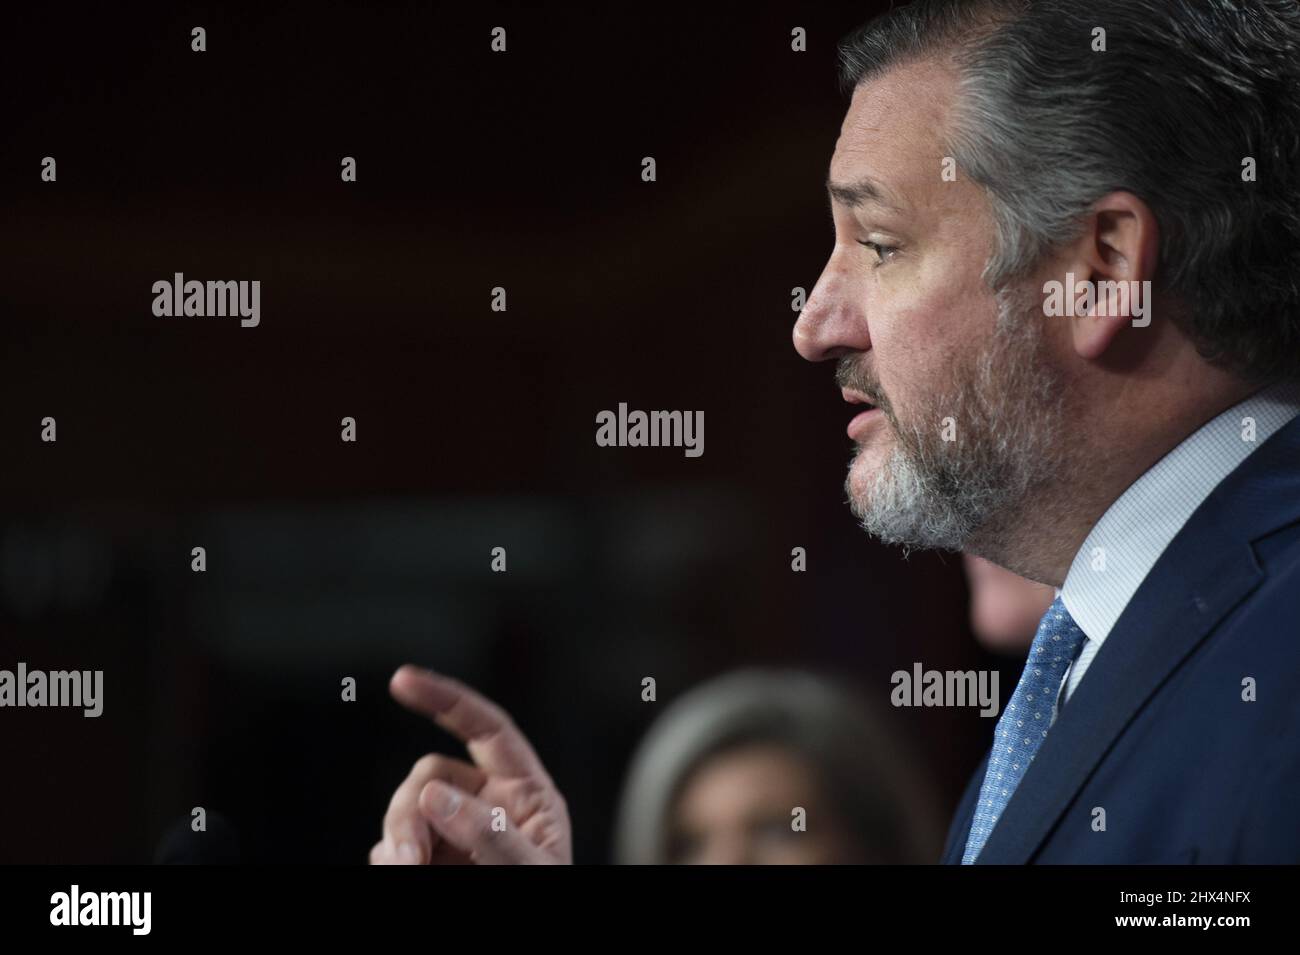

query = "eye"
(857, 239), (898, 267)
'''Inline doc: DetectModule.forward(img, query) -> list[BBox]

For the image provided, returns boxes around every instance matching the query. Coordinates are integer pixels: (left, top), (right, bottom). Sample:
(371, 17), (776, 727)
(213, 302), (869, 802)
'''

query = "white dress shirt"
(1052, 380), (1300, 716)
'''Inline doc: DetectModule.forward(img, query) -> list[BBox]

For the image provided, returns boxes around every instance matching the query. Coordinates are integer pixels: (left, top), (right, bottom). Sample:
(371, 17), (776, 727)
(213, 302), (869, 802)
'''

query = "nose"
(792, 252), (870, 363)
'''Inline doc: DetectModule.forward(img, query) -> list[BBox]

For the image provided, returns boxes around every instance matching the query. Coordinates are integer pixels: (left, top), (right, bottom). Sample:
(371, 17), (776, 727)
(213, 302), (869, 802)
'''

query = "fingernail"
(425, 781), (462, 819)
(395, 841), (421, 864)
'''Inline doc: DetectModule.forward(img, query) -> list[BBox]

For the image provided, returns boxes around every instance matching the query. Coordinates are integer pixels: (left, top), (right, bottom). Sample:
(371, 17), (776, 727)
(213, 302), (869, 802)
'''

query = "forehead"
(678, 744), (815, 810)
(829, 59), (958, 212)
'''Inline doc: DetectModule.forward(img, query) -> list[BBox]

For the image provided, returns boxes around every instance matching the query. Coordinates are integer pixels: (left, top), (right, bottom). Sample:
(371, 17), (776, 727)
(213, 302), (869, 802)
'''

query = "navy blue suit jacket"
(941, 411), (1300, 864)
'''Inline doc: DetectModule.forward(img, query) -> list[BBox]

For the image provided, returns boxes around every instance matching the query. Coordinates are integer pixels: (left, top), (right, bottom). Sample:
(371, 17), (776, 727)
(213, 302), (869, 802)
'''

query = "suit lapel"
(974, 534), (1260, 862)
(973, 411), (1300, 864)
(941, 750), (988, 863)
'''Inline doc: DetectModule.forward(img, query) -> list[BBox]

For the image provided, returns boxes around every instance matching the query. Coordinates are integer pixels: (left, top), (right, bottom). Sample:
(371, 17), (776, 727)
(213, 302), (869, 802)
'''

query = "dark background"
(0, 1), (1015, 863)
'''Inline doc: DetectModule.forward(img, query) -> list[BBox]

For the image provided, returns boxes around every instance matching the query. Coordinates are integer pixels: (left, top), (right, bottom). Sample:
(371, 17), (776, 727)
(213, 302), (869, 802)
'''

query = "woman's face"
(666, 742), (862, 864)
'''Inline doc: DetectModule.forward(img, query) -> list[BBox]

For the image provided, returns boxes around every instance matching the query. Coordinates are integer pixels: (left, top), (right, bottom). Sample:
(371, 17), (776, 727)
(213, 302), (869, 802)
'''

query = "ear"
(1065, 191), (1159, 360)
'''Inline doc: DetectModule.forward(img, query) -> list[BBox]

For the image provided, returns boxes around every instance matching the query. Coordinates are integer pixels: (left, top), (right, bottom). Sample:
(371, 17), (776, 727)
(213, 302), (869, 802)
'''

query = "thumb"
(419, 780), (549, 864)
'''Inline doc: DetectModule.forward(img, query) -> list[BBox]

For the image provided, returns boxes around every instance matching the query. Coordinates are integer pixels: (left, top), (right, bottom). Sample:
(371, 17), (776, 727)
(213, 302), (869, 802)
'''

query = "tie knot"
(1028, 596), (1089, 666)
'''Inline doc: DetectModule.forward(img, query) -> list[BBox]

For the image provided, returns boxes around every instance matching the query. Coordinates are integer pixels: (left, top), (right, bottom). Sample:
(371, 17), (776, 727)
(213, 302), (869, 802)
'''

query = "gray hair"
(837, 0), (1300, 382)
(612, 668), (943, 864)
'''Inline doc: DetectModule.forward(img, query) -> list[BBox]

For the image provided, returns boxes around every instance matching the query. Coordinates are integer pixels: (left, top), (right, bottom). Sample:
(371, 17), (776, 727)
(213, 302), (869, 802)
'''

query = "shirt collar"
(1059, 380), (1300, 647)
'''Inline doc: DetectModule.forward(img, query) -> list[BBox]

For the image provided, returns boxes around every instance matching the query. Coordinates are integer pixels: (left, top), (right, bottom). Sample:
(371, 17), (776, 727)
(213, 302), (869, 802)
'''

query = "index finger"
(389, 664), (551, 781)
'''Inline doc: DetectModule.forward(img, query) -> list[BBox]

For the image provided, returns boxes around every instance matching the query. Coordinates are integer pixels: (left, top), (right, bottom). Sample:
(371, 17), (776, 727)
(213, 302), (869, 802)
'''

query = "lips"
(848, 407), (883, 440)
(841, 387), (877, 409)
(842, 388), (884, 441)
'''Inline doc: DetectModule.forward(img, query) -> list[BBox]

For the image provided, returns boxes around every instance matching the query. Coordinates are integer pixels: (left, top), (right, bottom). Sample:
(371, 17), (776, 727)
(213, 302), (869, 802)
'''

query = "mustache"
(834, 356), (891, 411)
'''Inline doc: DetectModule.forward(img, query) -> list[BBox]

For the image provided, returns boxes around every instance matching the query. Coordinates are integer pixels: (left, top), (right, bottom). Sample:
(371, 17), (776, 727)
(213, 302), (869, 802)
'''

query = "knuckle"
(501, 777), (542, 816)
(513, 774), (544, 798)
(520, 788), (548, 818)
(412, 753), (444, 778)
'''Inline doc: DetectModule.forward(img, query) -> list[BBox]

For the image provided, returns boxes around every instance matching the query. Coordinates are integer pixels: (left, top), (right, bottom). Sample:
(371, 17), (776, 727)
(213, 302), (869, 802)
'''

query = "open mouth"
(842, 388), (883, 440)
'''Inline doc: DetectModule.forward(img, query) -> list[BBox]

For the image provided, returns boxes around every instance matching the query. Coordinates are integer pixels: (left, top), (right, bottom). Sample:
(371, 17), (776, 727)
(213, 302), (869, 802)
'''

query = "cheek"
(873, 268), (992, 407)
(873, 309), (949, 410)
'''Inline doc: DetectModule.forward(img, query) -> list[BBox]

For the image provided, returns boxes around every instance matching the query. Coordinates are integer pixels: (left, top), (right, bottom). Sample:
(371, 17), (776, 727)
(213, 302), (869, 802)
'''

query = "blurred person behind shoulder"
(962, 554), (1055, 655)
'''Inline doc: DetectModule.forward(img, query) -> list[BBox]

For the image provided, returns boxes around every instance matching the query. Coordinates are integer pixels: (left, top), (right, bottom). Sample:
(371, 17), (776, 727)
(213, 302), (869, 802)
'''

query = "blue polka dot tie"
(962, 595), (1089, 864)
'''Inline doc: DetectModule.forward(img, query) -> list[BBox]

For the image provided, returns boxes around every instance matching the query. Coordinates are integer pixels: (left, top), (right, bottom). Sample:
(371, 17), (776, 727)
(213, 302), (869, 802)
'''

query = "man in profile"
(373, 0), (1300, 864)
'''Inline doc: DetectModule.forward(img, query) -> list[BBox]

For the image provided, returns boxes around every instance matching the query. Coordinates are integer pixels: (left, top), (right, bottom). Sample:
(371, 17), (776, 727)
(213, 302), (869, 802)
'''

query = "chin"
(846, 444), (889, 513)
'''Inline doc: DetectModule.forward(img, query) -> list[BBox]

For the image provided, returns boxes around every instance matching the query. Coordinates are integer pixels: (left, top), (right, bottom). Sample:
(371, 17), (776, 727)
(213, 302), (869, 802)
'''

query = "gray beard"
(847, 286), (1069, 556)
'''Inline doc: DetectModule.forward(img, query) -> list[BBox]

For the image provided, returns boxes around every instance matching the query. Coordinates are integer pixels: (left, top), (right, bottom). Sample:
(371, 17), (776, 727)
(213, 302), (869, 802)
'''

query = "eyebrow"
(826, 173), (904, 214)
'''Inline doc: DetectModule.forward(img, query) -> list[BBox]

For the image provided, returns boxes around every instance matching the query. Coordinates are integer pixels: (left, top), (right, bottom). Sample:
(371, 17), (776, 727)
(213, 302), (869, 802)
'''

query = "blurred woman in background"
(613, 669), (944, 864)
